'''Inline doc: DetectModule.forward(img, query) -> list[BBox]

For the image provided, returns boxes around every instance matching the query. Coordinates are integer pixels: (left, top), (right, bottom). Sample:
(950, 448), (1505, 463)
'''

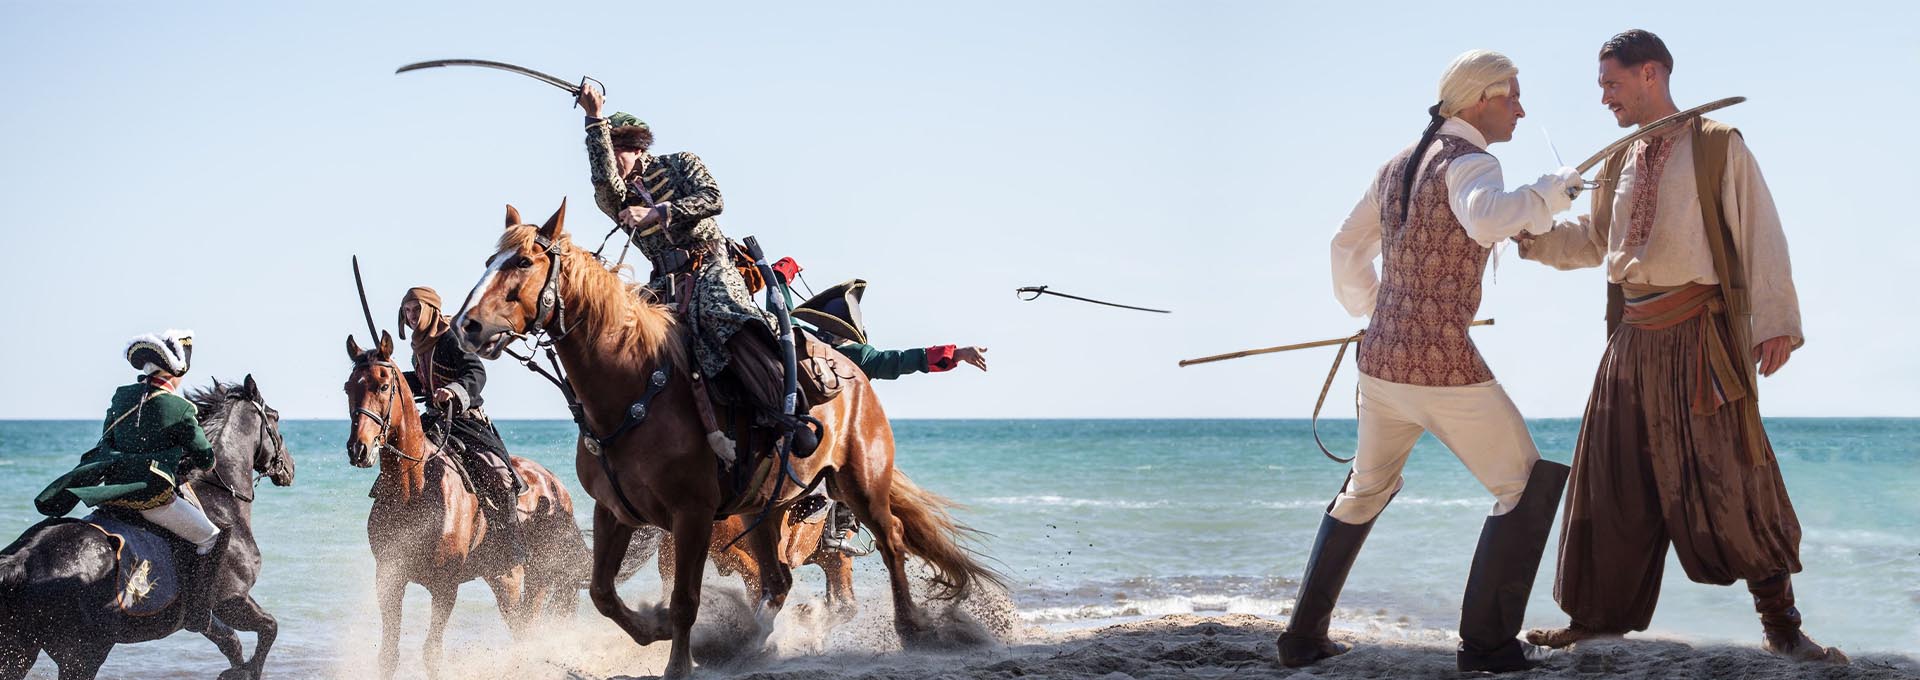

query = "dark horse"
(456, 203), (1001, 678)
(0, 375), (296, 680)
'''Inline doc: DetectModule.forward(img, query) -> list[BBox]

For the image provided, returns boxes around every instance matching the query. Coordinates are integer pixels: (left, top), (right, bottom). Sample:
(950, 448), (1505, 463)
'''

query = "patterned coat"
(586, 120), (773, 377)
(36, 383), (215, 516)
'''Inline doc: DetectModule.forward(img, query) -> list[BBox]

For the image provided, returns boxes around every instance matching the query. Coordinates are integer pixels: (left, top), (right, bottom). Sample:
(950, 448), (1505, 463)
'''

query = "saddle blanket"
(79, 512), (181, 616)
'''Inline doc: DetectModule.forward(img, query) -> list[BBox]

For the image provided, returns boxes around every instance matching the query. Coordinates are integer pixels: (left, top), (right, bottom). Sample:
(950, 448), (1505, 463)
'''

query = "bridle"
(349, 355), (432, 464)
(482, 231), (664, 524)
(203, 394), (291, 503)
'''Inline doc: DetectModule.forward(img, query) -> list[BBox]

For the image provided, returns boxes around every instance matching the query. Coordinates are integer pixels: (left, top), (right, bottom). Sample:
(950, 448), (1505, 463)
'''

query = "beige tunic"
(1518, 129), (1803, 346)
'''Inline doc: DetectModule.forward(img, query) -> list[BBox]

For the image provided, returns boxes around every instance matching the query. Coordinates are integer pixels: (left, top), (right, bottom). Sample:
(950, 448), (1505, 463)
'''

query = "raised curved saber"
(395, 59), (601, 98)
(1017, 286), (1170, 314)
(1576, 96), (1745, 174)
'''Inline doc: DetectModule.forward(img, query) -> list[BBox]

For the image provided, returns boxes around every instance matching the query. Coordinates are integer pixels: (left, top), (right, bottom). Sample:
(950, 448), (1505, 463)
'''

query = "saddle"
(70, 511), (185, 616)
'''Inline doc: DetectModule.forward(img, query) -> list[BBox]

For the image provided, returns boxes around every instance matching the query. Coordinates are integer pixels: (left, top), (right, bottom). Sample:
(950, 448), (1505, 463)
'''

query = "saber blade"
(395, 58), (583, 94)
(352, 255), (381, 343)
(1575, 96), (1745, 174)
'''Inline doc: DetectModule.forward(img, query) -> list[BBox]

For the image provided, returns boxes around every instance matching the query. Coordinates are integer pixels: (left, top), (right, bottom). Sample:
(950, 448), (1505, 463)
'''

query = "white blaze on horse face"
(453, 250), (515, 352)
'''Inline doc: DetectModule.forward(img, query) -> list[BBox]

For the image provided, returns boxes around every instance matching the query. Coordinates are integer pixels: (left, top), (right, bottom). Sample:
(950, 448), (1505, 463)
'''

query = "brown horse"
(342, 333), (588, 680)
(453, 202), (999, 678)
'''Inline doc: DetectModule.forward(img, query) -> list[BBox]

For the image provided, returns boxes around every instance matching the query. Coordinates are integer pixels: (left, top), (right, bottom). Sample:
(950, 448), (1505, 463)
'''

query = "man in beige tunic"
(1282, 49), (1579, 673)
(1516, 29), (1842, 663)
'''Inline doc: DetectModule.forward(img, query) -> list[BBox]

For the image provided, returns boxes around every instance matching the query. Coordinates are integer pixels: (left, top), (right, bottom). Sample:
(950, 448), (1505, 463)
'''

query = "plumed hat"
(793, 279), (868, 345)
(126, 329), (194, 377)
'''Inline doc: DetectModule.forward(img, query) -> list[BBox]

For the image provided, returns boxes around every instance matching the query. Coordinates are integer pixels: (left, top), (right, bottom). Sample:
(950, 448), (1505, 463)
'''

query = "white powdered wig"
(1437, 49), (1518, 117)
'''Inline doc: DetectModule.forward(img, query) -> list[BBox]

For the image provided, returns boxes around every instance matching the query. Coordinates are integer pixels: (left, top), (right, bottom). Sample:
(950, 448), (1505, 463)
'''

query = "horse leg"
(213, 595), (278, 680)
(198, 614), (248, 679)
(374, 563), (406, 680)
(663, 513), (714, 680)
(44, 640), (112, 680)
(742, 518), (793, 626)
(482, 567), (530, 638)
(814, 548), (859, 624)
(421, 584), (458, 680)
(837, 467), (930, 644)
(589, 505), (669, 646)
(0, 638), (37, 680)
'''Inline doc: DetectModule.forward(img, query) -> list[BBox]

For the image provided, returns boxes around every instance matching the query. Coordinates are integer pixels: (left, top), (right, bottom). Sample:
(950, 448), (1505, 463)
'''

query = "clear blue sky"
(2, 1), (1914, 419)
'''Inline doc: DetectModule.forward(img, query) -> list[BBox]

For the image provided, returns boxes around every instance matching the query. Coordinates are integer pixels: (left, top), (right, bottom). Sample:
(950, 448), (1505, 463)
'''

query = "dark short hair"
(611, 126), (653, 152)
(1600, 29), (1674, 74)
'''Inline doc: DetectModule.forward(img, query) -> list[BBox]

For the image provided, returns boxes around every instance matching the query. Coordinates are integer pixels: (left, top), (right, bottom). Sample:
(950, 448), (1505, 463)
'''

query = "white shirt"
(1330, 118), (1566, 317)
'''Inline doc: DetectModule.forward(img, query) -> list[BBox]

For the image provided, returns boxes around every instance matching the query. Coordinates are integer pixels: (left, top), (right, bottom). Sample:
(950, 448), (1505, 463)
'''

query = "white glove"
(1524, 166), (1581, 219)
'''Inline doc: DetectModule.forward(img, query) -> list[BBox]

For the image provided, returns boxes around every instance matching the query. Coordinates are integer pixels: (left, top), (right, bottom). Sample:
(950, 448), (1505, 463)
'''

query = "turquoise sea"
(1, 418), (1915, 677)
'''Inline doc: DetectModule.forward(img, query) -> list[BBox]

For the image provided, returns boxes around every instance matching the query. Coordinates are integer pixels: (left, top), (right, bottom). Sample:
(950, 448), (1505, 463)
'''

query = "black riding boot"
(1276, 510), (1379, 667)
(179, 530), (232, 632)
(486, 491), (529, 569)
(724, 329), (819, 457)
(1456, 460), (1570, 673)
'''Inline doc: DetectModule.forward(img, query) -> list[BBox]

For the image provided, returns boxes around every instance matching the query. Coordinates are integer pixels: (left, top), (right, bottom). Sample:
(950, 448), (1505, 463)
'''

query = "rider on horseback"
(33, 329), (228, 623)
(398, 287), (526, 568)
(789, 279), (990, 554)
(575, 87), (819, 458)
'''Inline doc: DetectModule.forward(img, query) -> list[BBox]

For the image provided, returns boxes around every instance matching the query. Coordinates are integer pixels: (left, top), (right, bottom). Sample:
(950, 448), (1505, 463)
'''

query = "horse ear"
(346, 335), (363, 360)
(378, 331), (394, 359)
(538, 198), (567, 240)
(505, 204), (523, 229)
(243, 373), (259, 398)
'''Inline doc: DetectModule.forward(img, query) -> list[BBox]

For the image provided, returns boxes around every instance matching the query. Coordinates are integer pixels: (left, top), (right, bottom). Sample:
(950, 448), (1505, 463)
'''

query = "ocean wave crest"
(978, 495), (1169, 509)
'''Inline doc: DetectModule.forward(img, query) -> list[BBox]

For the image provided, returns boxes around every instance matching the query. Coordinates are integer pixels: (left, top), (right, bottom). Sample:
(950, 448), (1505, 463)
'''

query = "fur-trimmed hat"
(793, 280), (868, 345)
(608, 111), (653, 152)
(126, 329), (194, 377)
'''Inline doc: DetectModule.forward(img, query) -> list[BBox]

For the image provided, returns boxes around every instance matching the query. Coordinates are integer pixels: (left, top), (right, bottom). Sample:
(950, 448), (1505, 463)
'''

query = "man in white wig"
(35, 329), (228, 622)
(1276, 50), (1580, 672)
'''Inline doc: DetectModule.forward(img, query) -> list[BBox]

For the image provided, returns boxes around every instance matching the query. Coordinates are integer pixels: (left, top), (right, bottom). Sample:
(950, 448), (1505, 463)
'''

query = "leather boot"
(487, 489), (529, 569)
(1457, 460), (1570, 672)
(1276, 511), (1379, 667)
(179, 530), (231, 633)
(1748, 573), (1848, 664)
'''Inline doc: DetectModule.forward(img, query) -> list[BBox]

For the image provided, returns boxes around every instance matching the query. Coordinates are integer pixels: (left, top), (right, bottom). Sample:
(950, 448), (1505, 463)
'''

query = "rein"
(495, 233), (664, 524)
(203, 397), (288, 502)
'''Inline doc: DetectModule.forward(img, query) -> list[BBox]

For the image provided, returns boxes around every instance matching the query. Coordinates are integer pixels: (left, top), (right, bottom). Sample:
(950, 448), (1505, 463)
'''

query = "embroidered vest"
(1357, 135), (1496, 386)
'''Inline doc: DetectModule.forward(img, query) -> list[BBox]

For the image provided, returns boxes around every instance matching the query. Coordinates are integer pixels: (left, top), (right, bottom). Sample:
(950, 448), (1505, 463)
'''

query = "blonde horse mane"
(495, 224), (687, 371)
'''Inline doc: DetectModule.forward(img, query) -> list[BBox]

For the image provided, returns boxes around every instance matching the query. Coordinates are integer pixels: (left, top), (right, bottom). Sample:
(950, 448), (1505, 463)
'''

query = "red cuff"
(926, 345), (957, 372)
(772, 257), (802, 285)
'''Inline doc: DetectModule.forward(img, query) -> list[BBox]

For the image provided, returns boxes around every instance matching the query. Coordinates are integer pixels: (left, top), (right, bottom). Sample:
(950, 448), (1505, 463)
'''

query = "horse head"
(343, 332), (408, 469)
(235, 374), (295, 487)
(454, 201), (569, 359)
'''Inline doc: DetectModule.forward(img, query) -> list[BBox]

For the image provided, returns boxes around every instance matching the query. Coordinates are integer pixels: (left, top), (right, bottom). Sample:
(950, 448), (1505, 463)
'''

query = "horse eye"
(515, 256), (535, 269)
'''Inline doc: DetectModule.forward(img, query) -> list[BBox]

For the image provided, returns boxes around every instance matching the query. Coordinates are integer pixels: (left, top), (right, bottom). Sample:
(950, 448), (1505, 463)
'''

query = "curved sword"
(395, 58), (600, 98)
(1576, 96), (1745, 173)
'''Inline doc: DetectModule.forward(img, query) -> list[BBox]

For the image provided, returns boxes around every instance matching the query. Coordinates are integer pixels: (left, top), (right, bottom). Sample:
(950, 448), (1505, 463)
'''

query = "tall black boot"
(1456, 460), (1570, 673)
(1276, 511), (1379, 667)
(488, 492), (529, 569)
(179, 530), (232, 633)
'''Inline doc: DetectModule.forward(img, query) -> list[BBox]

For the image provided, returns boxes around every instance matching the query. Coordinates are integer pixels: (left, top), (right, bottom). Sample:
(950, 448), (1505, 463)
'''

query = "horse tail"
(884, 468), (1005, 600)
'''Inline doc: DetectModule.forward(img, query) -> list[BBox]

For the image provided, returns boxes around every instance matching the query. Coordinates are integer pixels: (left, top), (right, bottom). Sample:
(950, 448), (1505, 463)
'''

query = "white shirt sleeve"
(1723, 134), (1803, 348)
(1330, 184), (1384, 318)
(1445, 153), (1561, 247)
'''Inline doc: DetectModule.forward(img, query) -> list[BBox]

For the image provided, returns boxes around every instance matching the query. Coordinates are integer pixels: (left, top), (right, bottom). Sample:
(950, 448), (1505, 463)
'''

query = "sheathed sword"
(395, 59), (604, 103)
(1564, 96), (1746, 197)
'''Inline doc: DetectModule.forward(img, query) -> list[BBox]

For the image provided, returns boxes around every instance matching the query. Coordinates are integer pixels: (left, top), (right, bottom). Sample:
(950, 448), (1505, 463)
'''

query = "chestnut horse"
(453, 202), (999, 679)
(342, 333), (588, 680)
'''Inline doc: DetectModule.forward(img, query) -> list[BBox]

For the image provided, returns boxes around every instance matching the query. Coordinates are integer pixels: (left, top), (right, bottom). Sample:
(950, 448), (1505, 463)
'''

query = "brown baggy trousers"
(1552, 316), (1803, 633)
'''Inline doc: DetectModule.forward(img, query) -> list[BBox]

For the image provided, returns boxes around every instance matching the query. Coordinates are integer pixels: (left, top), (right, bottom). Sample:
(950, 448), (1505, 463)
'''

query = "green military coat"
(35, 383), (215, 516)
(832, 342), (958, 381)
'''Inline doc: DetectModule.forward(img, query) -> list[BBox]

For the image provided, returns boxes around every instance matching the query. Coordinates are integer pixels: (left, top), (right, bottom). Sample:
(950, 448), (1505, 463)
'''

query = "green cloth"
(35, 384), (214, 516)
(608, 111), (648, 130)
(832, 342), (929, 381)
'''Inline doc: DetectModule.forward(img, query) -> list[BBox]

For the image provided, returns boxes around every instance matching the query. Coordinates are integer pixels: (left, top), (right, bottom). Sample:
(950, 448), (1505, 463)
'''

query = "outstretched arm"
(578, 86), (630, 221)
